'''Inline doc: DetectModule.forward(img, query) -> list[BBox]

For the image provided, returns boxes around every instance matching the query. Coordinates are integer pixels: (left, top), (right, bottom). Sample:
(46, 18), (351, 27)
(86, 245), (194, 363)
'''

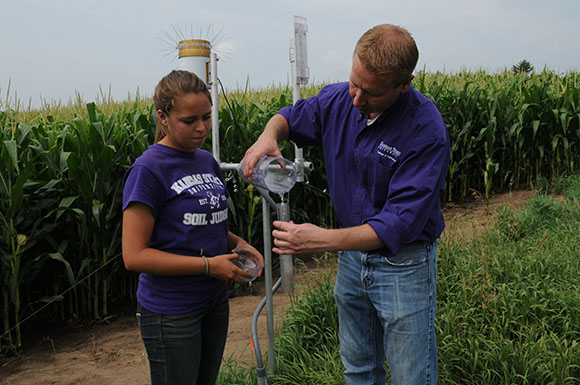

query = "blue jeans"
(137, 291), (229, 385)
(334, 242), (438, 385)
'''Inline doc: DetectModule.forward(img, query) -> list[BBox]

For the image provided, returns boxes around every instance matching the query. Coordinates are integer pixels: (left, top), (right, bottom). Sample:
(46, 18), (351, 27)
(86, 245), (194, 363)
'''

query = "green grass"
(217, 354), (258, 385)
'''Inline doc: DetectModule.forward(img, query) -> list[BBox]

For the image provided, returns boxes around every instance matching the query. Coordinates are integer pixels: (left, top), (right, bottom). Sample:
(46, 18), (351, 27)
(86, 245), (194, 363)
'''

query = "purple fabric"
(279, 83), (450, 256)
(123, 143), (229, 314)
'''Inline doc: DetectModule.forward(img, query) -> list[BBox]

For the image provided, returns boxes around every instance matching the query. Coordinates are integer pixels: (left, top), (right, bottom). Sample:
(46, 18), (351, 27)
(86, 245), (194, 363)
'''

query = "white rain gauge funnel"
(177, 39), (211, 84)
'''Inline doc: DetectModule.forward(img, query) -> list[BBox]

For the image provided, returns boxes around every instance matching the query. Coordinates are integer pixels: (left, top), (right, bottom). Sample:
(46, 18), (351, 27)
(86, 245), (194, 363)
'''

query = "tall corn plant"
(61, 102), (153, 319)
(0, 119), (63, 351)
(419, 75), (490, 201)
(0, 129), (30, 350)
(417, 70), (580, 202)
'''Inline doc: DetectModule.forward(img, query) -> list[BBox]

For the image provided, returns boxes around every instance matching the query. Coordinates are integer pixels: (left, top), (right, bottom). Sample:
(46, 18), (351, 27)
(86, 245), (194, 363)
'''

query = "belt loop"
(427, 240), (436, 251)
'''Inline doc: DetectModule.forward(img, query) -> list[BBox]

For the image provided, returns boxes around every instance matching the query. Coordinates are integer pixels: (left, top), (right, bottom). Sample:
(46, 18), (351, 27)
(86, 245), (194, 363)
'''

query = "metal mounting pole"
(261, 196), (276, 377)
(210, 52), (220, 162)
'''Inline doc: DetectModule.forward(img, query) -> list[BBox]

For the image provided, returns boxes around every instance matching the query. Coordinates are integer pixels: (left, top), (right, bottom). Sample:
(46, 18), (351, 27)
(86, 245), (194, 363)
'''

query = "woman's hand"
(206, 253), (251, 283)
(233, 243), (264, 279)
(222, 233), (264, 282)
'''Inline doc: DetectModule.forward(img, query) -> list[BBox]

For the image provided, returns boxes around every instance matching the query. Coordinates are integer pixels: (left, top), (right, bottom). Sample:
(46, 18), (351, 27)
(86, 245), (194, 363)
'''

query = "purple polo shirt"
(279, 82), (450, 257)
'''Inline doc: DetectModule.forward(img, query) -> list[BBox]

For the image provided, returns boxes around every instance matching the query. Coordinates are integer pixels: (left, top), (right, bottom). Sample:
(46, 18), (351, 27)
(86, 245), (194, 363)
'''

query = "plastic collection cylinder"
(237, 156), (297, 194)
(277, 202), (294, 293)
(177, 39), (211, 84)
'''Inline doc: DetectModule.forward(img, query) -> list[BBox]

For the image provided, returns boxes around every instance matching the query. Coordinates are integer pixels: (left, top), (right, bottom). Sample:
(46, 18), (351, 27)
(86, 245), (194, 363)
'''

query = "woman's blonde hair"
(153, 70), (212, 142)
(354, 24), (419, 86)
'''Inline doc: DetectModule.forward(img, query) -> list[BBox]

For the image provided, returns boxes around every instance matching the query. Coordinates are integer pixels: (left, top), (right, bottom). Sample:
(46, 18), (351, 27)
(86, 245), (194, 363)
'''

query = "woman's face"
(157, 92), (212, 152)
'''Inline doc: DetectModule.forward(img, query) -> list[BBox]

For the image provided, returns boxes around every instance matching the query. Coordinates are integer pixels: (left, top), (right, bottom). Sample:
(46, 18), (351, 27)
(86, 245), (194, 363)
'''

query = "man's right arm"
(241, 114), (290, 178)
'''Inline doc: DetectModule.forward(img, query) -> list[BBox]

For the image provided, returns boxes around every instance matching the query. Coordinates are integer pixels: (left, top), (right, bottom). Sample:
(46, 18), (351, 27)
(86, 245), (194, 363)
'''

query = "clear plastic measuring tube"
(237, 155), (297, 194)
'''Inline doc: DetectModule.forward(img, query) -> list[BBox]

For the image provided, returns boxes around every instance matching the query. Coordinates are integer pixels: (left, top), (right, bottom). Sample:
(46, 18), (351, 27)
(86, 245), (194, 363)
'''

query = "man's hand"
(241, 139), (282, 181)
(271, 221), (331, 255)
(241, 114), (289, 180)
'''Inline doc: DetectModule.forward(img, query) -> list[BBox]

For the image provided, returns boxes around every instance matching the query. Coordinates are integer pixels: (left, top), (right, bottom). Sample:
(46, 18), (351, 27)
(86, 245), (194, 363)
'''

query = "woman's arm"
(122, 202), (246, 281)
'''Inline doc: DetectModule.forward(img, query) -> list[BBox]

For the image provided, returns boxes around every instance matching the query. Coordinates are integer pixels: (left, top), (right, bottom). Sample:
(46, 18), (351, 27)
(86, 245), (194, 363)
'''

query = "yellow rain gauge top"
(178, 39), (211, 84)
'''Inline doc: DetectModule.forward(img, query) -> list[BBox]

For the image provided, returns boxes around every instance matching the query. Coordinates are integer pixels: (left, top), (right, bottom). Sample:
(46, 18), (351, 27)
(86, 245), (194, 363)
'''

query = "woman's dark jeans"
(137, 291), (229, 385)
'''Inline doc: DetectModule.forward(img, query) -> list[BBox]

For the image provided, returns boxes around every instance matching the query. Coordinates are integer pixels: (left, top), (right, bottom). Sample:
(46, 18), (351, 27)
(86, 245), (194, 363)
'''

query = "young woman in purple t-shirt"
(122, 70), (263, 385)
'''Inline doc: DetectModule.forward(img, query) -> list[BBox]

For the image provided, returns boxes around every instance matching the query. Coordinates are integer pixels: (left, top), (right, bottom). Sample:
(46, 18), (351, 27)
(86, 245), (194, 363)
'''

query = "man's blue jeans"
(137, 290), (229, 385)
(334, 242), (438, 385)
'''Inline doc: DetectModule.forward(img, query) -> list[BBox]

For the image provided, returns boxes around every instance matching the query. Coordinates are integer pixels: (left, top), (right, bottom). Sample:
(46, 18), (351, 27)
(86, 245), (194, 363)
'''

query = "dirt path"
(0, 191), (534, 385)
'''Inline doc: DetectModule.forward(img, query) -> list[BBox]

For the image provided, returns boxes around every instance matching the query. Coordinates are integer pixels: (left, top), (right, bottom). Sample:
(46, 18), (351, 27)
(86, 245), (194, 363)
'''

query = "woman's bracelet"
(202, 256), (209, 276)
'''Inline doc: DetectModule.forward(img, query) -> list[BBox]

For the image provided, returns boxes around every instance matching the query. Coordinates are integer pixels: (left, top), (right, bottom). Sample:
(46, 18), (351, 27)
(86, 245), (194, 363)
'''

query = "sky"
(1, 0), (579, 109)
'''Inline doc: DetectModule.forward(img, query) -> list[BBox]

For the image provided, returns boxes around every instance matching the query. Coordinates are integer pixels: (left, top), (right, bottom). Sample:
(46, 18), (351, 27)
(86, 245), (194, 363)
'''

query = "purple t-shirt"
(122, 143), (229, 314)
(279, 83), (450, 257)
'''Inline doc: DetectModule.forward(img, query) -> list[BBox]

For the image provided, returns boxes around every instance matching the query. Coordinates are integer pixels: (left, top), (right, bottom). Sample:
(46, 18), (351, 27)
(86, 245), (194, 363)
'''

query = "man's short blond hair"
(354, 24), (419, 86)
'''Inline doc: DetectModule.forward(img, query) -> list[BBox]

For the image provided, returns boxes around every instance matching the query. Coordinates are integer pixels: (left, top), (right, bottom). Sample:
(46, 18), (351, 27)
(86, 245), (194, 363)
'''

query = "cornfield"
(1, 69), (579, 354)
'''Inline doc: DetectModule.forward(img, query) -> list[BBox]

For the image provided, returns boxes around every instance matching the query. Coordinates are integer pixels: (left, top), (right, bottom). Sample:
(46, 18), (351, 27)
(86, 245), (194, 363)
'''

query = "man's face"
(348, 54), (412, 119)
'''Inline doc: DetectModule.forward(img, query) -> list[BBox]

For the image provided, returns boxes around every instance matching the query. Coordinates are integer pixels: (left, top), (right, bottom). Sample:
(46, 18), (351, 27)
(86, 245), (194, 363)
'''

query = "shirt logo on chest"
(377, 141), (401, 162)
(170, 173), (224, 195)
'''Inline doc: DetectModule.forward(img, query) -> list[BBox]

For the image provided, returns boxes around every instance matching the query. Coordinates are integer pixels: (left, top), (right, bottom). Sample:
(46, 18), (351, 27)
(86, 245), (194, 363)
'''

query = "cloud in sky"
(1, 0), (578, 108)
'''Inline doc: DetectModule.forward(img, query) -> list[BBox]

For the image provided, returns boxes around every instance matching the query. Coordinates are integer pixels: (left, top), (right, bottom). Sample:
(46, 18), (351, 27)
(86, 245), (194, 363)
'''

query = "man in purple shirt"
(242, 24), (449, 385)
